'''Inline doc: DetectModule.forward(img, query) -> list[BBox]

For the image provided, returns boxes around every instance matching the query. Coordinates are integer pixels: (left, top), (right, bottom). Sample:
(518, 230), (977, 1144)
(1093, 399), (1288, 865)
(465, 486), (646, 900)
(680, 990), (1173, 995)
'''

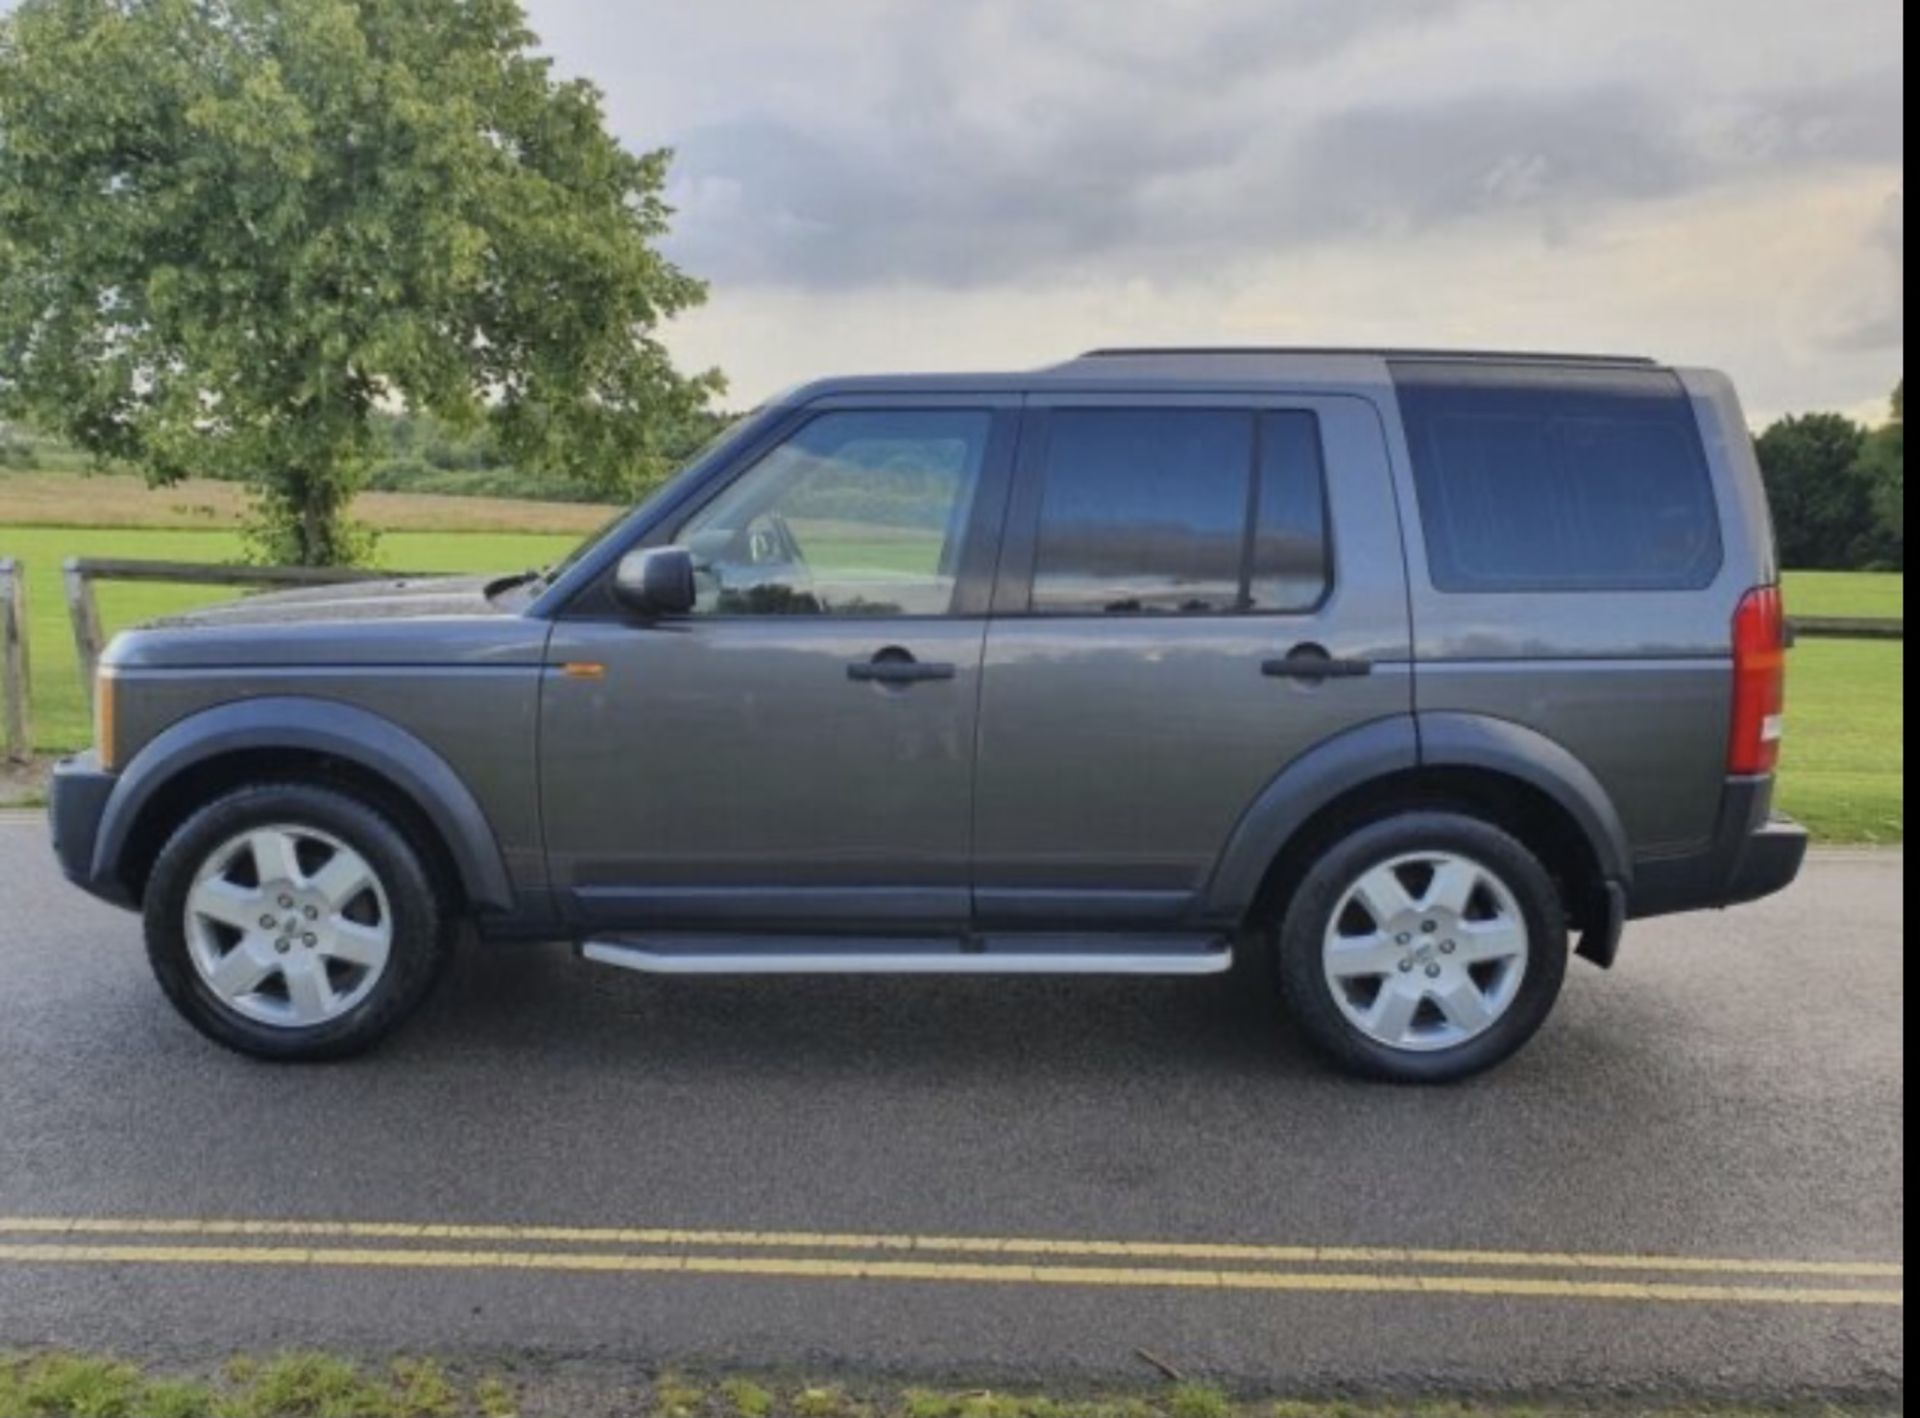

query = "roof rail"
(1076, 346), (1660, 367)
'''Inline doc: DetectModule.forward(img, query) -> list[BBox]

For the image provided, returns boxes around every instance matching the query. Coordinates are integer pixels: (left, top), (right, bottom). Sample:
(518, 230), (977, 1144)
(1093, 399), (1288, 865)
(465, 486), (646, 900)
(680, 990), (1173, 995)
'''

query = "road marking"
(0, 1217), (1901, 1283)
(0, 1241), (1900, 1306)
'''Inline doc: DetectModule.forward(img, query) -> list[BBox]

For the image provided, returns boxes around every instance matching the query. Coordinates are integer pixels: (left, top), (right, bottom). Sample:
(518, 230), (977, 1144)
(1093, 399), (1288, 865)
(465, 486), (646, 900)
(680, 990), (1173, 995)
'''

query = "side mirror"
(612, 546), (697, 617)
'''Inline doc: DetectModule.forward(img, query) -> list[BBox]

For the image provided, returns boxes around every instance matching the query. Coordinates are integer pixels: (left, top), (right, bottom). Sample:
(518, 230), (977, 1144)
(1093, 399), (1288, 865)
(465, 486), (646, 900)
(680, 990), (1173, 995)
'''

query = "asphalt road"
(0, 815), (1904, 1402)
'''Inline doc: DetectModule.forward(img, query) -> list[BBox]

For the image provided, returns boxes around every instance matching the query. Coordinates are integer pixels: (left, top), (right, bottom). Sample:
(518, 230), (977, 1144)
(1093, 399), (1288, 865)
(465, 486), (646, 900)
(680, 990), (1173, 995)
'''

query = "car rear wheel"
(1274, 812), (1568, 1083)
(144, 782), (448, 1061)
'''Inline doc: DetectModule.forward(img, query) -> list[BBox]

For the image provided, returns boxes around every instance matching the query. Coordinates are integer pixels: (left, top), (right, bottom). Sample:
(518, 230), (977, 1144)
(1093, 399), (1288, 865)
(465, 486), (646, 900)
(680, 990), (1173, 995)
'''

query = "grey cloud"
(1826, 187), (1903, 353)
(1011, 0), (1469, 91)
(1261, 86), (1694, 238)
(656, 5), (1905, 292)
(660, 0), (1466, 286)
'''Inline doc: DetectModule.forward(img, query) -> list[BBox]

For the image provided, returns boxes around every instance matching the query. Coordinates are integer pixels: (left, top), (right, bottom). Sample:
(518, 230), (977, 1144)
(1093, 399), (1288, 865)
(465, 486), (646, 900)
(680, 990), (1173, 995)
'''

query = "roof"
(1074, 346), (1658, 366)
(774, 346), (1670, 402)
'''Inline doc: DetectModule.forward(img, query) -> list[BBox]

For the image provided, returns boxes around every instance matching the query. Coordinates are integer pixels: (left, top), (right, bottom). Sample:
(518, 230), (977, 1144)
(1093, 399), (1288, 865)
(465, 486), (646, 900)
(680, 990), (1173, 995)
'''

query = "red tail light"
(1730, 585), (1787, 775)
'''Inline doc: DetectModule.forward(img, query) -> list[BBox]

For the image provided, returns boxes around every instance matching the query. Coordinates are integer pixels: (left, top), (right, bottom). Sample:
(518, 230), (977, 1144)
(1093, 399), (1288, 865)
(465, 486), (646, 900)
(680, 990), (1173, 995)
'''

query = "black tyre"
(1273, 811), (1568, 1083)
(143, 781), (449, 1061)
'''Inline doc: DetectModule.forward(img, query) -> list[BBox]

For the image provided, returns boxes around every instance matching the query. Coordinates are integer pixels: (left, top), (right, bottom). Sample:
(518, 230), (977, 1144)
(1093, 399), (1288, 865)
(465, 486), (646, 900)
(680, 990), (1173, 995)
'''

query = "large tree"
(1754, 411), (1874, 570)
(1855, 381), (1904, 570)
(0, 0), (721, 563)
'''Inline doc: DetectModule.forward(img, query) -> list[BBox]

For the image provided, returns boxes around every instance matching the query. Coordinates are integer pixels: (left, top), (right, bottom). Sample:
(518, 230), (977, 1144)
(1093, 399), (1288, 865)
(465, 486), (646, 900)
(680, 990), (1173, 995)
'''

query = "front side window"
(678, 410), (991, 616)
(1029, 408), (1330, 614)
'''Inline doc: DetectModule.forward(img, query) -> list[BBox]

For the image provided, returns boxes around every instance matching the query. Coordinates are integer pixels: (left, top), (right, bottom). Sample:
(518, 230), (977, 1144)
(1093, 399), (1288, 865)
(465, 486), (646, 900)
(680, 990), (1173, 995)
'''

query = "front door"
(542, 400), (1016, 932)
(972, 394), (1413, 927)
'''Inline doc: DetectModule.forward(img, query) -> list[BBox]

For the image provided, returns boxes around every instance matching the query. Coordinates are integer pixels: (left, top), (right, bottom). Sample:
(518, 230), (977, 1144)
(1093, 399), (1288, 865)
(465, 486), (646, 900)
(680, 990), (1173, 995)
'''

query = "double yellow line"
(0, 1217), (1902, 1308)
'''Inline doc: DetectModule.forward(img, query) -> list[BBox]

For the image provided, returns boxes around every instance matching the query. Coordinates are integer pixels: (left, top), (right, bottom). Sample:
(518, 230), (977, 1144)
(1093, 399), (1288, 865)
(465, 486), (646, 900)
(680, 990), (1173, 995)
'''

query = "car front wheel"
(1274, 811), (1569, 1083)
(143, 782), (448, 1061)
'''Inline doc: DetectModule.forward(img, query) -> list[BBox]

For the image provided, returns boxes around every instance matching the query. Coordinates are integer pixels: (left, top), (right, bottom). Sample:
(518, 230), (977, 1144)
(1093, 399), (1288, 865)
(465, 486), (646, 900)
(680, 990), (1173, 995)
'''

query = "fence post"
(1, 558), (30, 764)
(64, 558), (104, 710)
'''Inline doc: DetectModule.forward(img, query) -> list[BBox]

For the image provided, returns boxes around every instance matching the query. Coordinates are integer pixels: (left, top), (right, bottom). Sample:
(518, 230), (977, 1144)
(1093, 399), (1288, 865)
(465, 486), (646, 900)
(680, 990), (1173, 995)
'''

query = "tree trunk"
(302, 497), (328, 566)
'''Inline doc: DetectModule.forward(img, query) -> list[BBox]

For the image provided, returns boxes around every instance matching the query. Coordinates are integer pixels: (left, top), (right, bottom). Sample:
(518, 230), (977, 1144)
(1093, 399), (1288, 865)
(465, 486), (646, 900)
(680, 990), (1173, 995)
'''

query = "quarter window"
(678, 410), (991, 616)
(1029, 409), (1330, 614)
(1394, 364), (1724, 593)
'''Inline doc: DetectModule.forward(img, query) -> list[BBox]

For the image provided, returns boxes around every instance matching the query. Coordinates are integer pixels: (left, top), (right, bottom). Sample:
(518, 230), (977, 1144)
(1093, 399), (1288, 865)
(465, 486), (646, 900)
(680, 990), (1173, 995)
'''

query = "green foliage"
(0, 1355), (1905, 1418)
(657, 1376), (711, 1418)
(475, 1376), (521, 1418)
(1855, 380), (1904, 569)
(792, 1387), (852, 1418)
(1755, 412), (1872, 569)
(357, 405), (739, 503)
(0, 419), (34, 467)
(0, 0), (722, 564)
(1166, 1388), (1233, 1418)
(1754, 383), (1905, 571)
(724, 1379), (779, 1418)
(903, 1391), (964, 1418)
(0, 1350), (459, 1416)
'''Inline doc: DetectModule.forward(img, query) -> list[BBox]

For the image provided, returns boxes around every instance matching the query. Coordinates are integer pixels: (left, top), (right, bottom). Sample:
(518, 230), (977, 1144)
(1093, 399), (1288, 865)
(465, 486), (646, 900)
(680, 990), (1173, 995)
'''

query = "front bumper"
(49, 752), (131, 907)
(1629, 776), (1810, 920)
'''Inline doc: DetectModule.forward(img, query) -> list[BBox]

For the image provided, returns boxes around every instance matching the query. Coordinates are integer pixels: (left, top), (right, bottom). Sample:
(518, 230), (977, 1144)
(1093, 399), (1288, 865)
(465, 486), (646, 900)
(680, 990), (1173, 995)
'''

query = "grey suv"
(49, 348), (1808, 1081)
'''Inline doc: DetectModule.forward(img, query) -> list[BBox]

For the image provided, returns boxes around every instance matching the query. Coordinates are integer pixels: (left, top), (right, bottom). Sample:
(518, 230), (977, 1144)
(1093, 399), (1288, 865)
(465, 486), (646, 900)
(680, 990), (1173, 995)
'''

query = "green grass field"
(1782, 569), (1905, 620)
(1776, 637), (1904, 843)
(1772, 573), (1904, 842)
(0, 519), (1903, 843)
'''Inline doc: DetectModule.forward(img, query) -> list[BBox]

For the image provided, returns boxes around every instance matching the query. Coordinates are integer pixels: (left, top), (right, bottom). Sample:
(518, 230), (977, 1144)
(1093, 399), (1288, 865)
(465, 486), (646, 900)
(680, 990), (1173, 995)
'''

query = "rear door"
(972, 393), (1412, 928)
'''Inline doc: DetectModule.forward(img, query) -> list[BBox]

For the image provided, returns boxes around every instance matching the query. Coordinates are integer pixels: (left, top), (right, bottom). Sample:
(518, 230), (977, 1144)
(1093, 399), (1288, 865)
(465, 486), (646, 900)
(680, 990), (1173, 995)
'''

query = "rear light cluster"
(1730, 585), (1787, 776)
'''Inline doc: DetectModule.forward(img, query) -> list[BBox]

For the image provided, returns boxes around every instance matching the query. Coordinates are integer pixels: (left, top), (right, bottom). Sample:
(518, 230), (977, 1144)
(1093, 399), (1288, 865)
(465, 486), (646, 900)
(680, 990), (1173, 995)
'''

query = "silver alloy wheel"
(1322, 850), (1530, 1053)
(183, 823), (393, 1029)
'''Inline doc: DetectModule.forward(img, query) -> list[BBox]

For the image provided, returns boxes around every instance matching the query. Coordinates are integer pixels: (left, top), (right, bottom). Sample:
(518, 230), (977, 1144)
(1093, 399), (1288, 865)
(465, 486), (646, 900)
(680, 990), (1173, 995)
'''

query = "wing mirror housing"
(612, 546), (697, 617)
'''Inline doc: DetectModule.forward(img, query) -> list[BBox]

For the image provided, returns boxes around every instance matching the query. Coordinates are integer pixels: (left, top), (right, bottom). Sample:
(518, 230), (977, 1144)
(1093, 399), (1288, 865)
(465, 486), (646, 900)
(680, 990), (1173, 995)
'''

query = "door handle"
(848, 648), (957, 685)
(1262, 643), (1374, 682)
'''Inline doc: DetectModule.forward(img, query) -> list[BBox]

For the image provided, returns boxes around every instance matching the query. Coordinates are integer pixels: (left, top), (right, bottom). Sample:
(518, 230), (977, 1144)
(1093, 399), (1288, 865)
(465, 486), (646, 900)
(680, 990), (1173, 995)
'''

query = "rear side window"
(1393, 364), (1723, 593)
(1029, 409), (1329, 614)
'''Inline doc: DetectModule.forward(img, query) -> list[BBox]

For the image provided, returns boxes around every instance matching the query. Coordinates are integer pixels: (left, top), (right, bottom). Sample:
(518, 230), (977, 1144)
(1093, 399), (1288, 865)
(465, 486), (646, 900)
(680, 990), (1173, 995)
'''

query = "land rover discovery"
(48, 348), (1809, 1081)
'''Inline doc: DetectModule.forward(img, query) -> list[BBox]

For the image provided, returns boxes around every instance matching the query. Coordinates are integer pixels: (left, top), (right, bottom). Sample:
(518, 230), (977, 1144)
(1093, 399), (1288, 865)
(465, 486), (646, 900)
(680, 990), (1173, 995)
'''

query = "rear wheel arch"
(1245, 764), (1613, 941)
(1208, 713), (1626, 939)
(1416, 713), (1632, 889)
(99, 698), (510, 914)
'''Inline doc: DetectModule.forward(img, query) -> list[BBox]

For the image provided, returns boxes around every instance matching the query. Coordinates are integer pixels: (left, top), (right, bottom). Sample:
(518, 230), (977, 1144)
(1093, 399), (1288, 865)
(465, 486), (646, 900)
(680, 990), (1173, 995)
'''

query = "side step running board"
(580, 934), (1232, 977)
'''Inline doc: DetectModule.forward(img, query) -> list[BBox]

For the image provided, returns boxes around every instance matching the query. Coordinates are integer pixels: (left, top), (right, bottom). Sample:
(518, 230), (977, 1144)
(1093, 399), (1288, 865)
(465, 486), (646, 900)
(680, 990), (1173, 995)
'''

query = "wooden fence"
(1, 558), (28, 764)
(61, 557), (430, 707)
(1789, 615), (1905, 642)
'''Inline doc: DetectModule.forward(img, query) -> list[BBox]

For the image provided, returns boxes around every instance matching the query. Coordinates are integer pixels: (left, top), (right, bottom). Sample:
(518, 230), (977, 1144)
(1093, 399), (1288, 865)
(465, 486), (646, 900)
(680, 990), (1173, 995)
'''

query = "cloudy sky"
(525, 0), (1903, 424)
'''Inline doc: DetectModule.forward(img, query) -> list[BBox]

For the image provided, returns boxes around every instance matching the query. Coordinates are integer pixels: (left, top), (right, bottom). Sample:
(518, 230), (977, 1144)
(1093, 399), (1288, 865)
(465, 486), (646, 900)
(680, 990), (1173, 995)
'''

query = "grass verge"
(1776, 638), (1905, 843)
(0, 1355), (1898, 1418)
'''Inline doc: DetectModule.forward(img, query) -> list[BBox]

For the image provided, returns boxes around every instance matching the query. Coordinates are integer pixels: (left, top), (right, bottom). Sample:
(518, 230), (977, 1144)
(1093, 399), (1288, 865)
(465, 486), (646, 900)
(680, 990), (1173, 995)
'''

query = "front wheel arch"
(98, 698), (512, 914)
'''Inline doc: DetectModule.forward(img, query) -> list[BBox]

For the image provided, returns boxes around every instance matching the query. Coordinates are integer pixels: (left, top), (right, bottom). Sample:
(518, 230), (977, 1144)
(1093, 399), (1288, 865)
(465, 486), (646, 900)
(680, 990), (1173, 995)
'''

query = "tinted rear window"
(1393, 364), (1723, 592)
